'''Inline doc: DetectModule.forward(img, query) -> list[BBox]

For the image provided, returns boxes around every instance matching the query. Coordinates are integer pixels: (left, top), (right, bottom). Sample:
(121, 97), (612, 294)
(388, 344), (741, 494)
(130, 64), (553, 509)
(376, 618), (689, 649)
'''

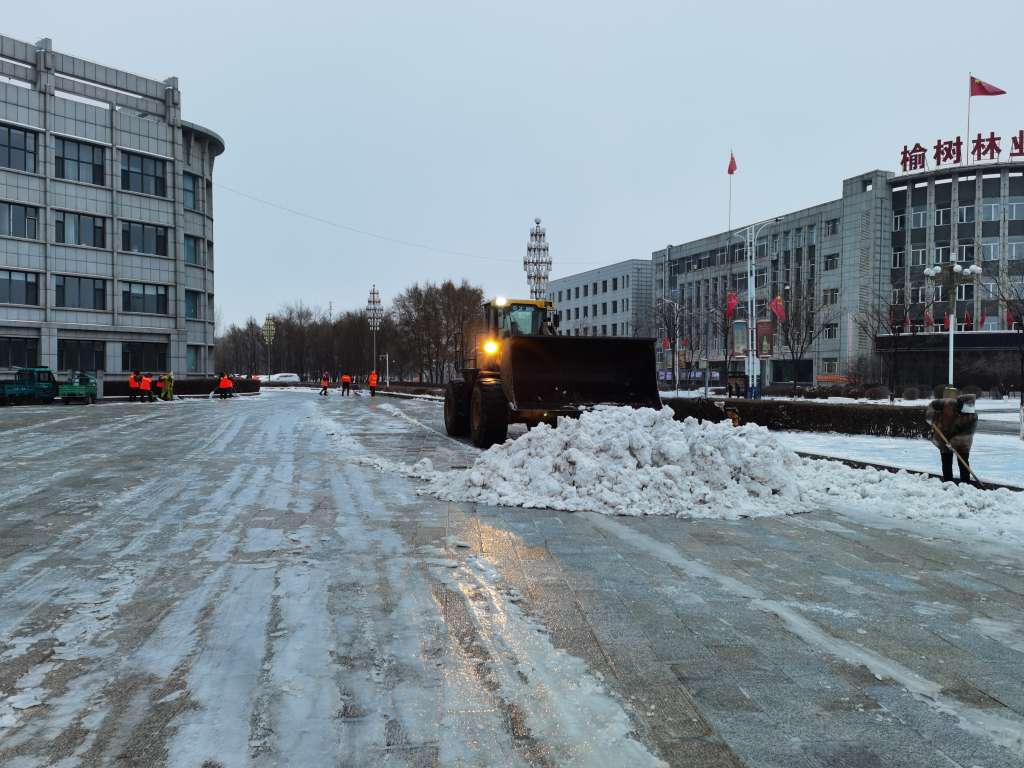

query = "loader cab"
(484, 297), (556, 339)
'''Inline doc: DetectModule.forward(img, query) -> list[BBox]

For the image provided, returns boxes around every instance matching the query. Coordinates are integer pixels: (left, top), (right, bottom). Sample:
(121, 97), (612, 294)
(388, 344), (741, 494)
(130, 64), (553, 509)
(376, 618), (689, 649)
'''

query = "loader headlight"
(483, 340), (499, 355)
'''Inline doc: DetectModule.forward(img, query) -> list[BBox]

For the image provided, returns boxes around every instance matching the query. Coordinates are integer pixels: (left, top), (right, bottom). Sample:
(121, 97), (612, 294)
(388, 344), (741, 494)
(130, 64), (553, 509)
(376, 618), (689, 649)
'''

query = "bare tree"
(776, 289), (836, 393)
(999, 276), (1024, 403)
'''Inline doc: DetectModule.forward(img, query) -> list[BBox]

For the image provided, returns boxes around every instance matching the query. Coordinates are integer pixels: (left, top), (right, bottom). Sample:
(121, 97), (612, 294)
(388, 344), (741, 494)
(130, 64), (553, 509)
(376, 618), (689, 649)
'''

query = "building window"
(910, 285), (927, 303)
(891, 287), (905, 305)
(574, 287), (579, 299)
(808, 224), (817, 244)
(187, 345), (202, 373)
(612, 300), (618, 313)
(0, 202), (39, 239)
(120, 151), (167, 197)
(892, 250), (905, 268)
(592, 304), (598, 317)
(185, 290), (202, 319)
(823, 253), (839, 271)
(981, 240), (999, 261)
(602, 302), (607, 315)
(825, 218), (839, 237)
(122, 342), (167, 372)
(557, 290), (563, 302)
(611, 325), (617, 336)
(958, 205), (975, 224)
(822, 288), (839, 305)
(821, 358), (839, 374)
(935, 208), (950, 226)
(956, 283), (975, 302)
(934, 245), (951, 264)
(58, 340), (105, 371)
(583, 284), (588, 297)
(0, 124), (37, 173)
(184, 235), (202, 265)
(0, 270), (39, 305)
(121, 282), (169, 314)
(55, 275), (106, 310)
(625, 274), (630, 288)
(0, 337), (39, 368)
(602, 280), (608, 293)
(980, 202), (1001, 222)
(55, 211), (106, 248)
(574, 307), (579, 319)
(933, 284), (945, 302)
(956, 244), (974, 262)
(583, 305), (588, 318)
(592, 282), (598, 295)
(612, 277), (618, 290)
(121, 221), (168, 256)
(823, 323), (839, 340)
(1008, 201), (1024, 220)
(892, 213), (905, 231)
(1009, 238), (1024, 260)
(54, 138), (104, 185)
(911, 247), (926, 266)
(183, 173), (200, 210)
(911, 209), (927, 229)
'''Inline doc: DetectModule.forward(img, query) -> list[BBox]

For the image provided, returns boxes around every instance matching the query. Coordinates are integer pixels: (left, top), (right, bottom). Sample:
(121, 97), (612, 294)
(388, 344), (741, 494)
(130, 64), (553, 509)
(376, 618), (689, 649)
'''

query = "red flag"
(970, 76), (1006, 97)
(964, 310), (973, 329)
(727, 152), (737, 175)
(661, 337), (671, 350)
(924, 310), (933, 327)
(942, 313), (950, 331)
(725, 291), (738, 318)
(1009, 309), (1016, 327)
(978, 311), (986, 329)
(769, 295), (786, 322)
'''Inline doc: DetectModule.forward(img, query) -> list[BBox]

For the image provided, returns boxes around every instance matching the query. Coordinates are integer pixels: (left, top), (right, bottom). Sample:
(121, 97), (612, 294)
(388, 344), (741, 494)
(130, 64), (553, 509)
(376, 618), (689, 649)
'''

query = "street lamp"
(261, 314), (276, 378)
(923, 262), (982, 389)
(741, 217), (782, 396)
(366, 285), (384, 376)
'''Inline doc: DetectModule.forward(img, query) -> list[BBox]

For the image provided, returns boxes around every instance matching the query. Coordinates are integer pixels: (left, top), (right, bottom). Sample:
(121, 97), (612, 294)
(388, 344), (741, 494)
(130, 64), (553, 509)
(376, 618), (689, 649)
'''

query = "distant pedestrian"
(925, 394), (978, 484)
(162, 372), (175, 401)
(140, 373), (154, 402)
(128, 371), (140, 402)
(368, 370), (378, 397)
(341, 372), (352, 396)
(218, 373), (233, 399)
(319, 372), (330, 397)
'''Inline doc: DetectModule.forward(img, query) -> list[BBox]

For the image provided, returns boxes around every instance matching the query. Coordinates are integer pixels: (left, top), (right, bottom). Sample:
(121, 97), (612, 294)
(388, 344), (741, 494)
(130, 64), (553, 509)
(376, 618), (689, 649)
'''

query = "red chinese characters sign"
(901, 129), (1024, 172)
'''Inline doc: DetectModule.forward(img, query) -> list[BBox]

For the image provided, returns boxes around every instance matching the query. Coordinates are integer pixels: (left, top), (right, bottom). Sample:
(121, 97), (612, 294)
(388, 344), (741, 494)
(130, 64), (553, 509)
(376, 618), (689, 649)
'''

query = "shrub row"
(664, 397), (931, 438)
(103, 378), (261, 397)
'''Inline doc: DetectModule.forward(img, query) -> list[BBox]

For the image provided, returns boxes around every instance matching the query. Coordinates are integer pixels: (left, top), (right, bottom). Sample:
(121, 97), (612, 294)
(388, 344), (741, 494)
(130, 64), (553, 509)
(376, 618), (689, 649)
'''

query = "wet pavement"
(1, 390), (1023, 767)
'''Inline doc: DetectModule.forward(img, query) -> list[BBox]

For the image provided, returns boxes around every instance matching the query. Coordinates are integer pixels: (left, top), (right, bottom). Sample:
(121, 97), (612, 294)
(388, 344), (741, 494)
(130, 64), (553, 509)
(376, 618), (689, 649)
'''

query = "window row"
(0, 338), (176, 372)
(0, 125), (37, 173)
(558, 323), (630, 337)
(893, 240), (1024, 268)
(554, 274), (632, 303)
(0, 336), (38, 368)
(0, 270), (39, 305)
(58, 339), (106, 371)
(893, 202), (1024, 231)
(891, 282), (1001, 305)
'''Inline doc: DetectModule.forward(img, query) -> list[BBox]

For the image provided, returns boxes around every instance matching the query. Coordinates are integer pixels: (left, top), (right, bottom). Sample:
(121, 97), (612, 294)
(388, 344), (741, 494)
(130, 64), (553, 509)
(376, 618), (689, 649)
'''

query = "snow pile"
(424, 406), (807, 518)
(796, 458), (1024, 541)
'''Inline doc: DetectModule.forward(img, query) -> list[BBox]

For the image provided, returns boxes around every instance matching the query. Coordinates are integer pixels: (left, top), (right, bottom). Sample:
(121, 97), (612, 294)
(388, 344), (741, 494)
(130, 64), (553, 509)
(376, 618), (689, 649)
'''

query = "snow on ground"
(422, 406), (806, 518)
(776, 430), (1024, 488)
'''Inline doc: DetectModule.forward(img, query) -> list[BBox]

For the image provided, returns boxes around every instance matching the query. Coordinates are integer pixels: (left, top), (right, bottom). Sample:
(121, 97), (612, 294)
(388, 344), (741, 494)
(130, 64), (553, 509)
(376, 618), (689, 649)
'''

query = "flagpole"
(728, 148), (733, 234)
(966, 73), (972, 166)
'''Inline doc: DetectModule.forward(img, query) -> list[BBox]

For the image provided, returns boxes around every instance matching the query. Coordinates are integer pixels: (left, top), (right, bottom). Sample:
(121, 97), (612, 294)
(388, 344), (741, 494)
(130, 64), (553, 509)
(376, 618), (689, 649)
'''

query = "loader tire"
(444, 380), (471, 437)
(470, 380), (508, 449)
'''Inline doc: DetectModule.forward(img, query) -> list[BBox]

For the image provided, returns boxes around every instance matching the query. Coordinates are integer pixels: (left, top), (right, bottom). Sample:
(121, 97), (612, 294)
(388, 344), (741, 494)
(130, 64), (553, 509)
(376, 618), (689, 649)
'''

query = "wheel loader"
(444, 296), (661, 448)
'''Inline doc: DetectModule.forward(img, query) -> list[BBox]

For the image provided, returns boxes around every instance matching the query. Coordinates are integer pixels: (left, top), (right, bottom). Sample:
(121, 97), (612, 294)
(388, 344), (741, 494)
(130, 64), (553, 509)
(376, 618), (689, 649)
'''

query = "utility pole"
(366, 285), (384, 376)
(524, 218), (552, 300)
(261, 315), (276, 378)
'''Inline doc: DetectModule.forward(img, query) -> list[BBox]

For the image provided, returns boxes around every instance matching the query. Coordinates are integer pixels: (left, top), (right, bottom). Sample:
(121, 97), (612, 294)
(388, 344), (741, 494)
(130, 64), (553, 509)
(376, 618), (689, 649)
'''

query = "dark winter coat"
(925, 395), (978, 454)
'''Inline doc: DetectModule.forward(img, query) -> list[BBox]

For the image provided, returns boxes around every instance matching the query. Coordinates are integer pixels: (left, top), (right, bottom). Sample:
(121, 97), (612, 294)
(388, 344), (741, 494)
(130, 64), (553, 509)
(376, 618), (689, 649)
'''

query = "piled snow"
(423, 406), (807, 518)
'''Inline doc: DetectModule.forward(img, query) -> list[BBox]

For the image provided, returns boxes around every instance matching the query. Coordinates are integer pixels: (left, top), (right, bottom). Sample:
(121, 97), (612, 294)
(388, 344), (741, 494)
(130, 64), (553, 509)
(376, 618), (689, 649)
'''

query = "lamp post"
(742, 218), (782, 396)
(657, 296), (681, 394)
(923, 262), (982, 389)
(379, 353), (390, 388)
(261, 315), (276, 378)
(366, 285), (384, 377)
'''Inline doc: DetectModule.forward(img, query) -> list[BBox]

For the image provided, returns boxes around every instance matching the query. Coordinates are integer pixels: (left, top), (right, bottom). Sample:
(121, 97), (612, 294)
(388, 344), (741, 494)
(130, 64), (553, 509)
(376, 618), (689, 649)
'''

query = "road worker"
(140, 373), (154, 402)
(128, 371), (140, 402)
(341, 372), (352, 396)
(218, 373), (233, 399)
(162, 372), (174, 401)
(368, 370), (378, 397)
(319, 372), (330, 397)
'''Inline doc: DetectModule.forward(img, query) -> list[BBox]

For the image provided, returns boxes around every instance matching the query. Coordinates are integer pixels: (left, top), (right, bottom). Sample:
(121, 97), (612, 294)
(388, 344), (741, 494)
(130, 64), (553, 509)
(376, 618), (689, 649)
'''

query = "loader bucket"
(502, 336), (661, 413)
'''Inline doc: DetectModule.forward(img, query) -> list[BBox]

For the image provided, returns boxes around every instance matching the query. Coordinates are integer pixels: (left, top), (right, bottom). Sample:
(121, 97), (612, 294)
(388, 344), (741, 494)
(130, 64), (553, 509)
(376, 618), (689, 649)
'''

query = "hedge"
(103, 377), (261, 397)
(664, 397), (930, 438)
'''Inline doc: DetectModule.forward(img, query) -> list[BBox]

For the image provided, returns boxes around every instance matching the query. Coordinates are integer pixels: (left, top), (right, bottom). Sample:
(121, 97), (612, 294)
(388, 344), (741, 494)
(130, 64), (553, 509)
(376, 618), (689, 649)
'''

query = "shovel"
(930, 423), (983, 487)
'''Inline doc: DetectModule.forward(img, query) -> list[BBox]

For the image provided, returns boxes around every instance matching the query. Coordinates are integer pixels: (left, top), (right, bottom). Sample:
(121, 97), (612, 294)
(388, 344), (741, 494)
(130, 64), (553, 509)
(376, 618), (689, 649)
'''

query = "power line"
(214, 181), (595, 266)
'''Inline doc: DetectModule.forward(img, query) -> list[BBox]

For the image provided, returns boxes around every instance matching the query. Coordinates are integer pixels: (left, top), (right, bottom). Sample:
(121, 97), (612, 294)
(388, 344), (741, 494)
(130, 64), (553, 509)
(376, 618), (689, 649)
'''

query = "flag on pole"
(727, 152), (737, 175)
(978, 311), (986, 329)
(661, 337), (671, 350)
(769, 295), (786, 322)
(943, 313), (950, 331)
(964, 310), (973, 329)
(1009, 308), (1016, 328)
(724, 291), (738, 318)
(902, 314), (911, 332)
(970, 76), (1006, 97)
(924, 310), (933, 327)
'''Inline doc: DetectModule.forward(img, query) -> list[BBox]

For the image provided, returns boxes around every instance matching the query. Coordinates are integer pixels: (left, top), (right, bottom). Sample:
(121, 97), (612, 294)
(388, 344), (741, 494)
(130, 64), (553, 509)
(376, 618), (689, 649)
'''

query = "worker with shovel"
(925, 393), (979, 485)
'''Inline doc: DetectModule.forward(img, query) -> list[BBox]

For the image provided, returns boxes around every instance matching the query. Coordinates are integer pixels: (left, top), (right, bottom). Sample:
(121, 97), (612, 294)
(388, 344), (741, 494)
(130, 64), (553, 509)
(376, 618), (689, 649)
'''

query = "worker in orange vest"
(340, 372), (352, 396)
(140, 372), (154, 402)
(218, 373), (233, 399)
(127, 371), (140, 402)
(319, 372), (330, 397)
(368, 370), (378, 397)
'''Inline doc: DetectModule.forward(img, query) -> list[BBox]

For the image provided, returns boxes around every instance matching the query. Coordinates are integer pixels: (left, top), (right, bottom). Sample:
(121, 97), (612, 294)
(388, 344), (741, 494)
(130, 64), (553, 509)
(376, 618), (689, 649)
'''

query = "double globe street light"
(922, 262), (982, 389)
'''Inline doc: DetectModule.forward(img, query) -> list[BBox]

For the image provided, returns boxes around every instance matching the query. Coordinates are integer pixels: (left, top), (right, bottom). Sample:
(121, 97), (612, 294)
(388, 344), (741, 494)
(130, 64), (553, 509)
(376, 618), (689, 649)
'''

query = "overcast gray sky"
(6, 1), (1023, 327)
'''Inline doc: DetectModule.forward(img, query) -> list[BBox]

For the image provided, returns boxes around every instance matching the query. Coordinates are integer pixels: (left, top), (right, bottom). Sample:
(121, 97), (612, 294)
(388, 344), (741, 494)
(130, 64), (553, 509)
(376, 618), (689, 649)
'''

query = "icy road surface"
(2, 392), (1024, 768)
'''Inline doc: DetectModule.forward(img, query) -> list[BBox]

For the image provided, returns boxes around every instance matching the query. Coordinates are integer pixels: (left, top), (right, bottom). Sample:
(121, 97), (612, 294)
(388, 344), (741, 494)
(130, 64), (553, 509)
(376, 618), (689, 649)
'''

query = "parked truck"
(58, 371), (97, 404)
(0, 367), (59, 406)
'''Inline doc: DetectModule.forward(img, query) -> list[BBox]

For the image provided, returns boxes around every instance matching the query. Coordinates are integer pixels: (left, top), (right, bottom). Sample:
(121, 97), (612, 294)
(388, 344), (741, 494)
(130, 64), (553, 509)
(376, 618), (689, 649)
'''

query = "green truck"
(58, 372), (97, 404)
(0, 367), (59, 405)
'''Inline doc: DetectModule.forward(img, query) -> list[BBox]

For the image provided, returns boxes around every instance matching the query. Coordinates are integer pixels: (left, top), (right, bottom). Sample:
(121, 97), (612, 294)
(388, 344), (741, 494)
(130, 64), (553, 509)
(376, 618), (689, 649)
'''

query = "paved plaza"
(1, 391), (1023, 767)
